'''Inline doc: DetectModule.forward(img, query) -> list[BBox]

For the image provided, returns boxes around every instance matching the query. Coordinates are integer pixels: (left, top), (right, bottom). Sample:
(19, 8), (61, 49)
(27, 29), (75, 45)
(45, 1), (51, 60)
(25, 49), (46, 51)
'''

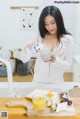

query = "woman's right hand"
(25, 42), (36, 53)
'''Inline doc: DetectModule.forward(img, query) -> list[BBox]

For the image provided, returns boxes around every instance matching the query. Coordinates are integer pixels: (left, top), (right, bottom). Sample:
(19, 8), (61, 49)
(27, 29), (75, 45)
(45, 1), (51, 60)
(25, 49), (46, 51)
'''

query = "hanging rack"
(10, 6), (39, 10)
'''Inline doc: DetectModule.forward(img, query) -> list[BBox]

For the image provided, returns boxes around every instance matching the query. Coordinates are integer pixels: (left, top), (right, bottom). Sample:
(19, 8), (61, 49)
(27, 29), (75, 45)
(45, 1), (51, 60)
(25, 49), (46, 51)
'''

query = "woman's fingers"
(25, 41), (37, 52)
(48, 56), (56, 63)
(27, 44), (32, 49)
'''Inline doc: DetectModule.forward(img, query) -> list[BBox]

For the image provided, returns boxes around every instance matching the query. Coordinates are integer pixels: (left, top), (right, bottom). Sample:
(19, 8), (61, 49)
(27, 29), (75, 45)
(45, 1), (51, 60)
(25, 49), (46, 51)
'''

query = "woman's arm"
(54, 36), (74, 71)
(13, 42), (37, 63)
(48, 36), (74, 71)
(21, 42), (38, 63)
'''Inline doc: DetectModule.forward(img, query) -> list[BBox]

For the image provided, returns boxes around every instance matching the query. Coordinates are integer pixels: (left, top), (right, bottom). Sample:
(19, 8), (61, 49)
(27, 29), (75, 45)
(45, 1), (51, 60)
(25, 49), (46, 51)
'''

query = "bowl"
(40, 50), (51, 61)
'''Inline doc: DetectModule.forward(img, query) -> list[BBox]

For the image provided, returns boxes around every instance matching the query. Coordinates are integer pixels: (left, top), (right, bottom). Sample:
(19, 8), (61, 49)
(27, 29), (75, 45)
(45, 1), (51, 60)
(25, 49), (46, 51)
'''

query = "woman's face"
(44, 15), (57, 35)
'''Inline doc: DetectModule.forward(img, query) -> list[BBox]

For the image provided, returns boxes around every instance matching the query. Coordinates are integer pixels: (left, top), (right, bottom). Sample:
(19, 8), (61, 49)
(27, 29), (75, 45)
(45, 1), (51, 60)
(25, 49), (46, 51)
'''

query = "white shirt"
(20, 34), (73, 84)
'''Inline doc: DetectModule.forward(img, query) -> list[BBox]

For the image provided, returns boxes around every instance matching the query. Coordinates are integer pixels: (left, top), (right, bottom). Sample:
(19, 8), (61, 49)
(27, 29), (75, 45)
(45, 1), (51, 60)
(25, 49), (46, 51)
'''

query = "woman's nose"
(48, 25), (53, 30)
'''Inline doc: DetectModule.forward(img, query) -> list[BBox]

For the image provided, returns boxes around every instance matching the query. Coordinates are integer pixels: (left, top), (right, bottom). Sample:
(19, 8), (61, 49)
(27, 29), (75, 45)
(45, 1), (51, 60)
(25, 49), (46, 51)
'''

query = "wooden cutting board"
(6, 98), (76, 116)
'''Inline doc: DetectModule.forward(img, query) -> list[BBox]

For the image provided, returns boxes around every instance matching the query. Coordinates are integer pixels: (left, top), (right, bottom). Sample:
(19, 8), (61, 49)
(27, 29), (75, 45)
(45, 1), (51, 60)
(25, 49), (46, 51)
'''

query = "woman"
(17, 5), (73, 83)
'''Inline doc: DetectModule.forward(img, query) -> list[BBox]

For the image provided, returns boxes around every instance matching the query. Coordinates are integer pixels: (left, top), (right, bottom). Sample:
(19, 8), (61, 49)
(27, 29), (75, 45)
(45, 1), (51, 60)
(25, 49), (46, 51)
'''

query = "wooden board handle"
(6, 100), (34, 109)
(6, 100), (28, 108)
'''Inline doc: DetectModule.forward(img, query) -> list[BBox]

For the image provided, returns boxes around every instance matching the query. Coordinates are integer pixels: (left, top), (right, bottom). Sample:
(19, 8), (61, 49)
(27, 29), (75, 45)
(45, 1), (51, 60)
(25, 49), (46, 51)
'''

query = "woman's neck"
(43, 34), (59, 52)
(45, 34), (58, 42)
(49, 34), (57, 39)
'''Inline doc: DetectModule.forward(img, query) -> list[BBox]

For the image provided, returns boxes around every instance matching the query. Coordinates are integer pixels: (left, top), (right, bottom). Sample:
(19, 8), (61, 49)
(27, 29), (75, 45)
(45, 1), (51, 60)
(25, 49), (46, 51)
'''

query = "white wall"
(74, 4), (80, 55)
(0, 0), (80, 55)
(0, 0), (41, 49)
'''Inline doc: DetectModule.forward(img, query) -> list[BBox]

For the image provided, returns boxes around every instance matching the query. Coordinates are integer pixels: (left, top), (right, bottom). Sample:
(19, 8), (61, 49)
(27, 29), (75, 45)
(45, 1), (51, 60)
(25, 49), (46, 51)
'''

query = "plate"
(25, 88), (58, 99)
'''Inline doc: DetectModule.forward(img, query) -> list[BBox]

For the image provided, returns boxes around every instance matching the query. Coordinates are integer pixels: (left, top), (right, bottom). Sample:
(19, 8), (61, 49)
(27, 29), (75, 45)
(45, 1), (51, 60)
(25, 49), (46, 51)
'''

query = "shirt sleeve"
(20, 47), (38, 63)
(21, 35), (42, 63)
(13, 33), (42, 63)
(54, 35), (74, 71)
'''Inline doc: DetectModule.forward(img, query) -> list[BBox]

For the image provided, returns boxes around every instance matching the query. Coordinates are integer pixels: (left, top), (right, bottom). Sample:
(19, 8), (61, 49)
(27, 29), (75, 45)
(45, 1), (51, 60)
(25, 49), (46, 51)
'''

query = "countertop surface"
(0, 97), (80, 119)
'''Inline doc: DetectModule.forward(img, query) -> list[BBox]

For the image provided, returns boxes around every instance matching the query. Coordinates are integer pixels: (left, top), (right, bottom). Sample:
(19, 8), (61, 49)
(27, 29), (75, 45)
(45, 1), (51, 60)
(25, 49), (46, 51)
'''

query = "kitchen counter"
(0, 97), (80, 119)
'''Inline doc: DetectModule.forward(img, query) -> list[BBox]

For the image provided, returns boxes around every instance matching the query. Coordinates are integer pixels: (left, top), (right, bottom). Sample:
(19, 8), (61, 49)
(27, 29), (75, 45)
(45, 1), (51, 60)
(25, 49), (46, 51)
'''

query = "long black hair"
(39, 5), (71, 39)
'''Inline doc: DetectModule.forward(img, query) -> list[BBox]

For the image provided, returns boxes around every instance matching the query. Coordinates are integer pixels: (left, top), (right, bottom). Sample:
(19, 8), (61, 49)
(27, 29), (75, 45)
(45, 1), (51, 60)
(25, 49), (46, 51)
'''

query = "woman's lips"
(50, 30), (54, 32)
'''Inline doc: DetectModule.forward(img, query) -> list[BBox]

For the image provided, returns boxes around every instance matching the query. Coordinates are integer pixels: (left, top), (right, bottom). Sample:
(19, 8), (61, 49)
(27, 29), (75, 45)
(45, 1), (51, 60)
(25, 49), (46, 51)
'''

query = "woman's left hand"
(47, 56), (56, 63)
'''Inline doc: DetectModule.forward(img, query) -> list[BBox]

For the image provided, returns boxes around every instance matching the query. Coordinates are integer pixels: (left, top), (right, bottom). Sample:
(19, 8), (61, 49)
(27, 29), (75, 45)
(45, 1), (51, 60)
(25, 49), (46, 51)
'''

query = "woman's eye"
(51, 22), (55, 24)
(45, 24), (48, 26)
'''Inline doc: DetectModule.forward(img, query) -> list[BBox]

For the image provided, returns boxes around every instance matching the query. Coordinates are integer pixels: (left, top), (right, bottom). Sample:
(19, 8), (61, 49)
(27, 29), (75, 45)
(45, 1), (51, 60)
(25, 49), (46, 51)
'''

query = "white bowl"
(40, 50), (51, 61)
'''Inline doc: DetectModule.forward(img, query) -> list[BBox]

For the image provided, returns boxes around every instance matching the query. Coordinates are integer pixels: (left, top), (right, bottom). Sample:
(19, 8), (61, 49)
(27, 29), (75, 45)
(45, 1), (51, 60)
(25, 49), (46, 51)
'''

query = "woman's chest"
(43, 40), (58, 52)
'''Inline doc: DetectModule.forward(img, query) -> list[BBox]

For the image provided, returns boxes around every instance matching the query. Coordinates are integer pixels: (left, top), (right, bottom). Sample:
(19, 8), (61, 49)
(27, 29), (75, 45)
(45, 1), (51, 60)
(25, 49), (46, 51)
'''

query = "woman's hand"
(47, 56), (56, 63)
(25, 42), (36, 52)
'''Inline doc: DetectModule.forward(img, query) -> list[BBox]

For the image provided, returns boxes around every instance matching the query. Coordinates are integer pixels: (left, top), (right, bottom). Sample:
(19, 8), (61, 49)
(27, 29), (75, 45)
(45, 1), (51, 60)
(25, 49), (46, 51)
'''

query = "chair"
(29, 58), (36, 76)
(0, 57), (14, 97)
(68, 86), (80, 97)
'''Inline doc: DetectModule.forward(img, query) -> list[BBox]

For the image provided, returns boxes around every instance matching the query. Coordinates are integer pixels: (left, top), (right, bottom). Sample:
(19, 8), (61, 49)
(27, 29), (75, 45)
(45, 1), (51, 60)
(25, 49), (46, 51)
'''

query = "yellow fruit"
(47, 92), (54, 98)
(33, 97), (46, 110)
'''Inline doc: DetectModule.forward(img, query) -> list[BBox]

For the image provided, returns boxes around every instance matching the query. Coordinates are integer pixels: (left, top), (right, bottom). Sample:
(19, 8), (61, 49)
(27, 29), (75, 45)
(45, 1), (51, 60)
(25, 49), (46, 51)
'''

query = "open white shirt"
(20, 34), (73, 84)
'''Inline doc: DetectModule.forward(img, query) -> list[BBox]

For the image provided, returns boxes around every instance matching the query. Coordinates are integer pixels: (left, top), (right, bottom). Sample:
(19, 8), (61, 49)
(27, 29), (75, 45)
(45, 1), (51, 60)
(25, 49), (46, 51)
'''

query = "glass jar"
(32, 95), (46, 110)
